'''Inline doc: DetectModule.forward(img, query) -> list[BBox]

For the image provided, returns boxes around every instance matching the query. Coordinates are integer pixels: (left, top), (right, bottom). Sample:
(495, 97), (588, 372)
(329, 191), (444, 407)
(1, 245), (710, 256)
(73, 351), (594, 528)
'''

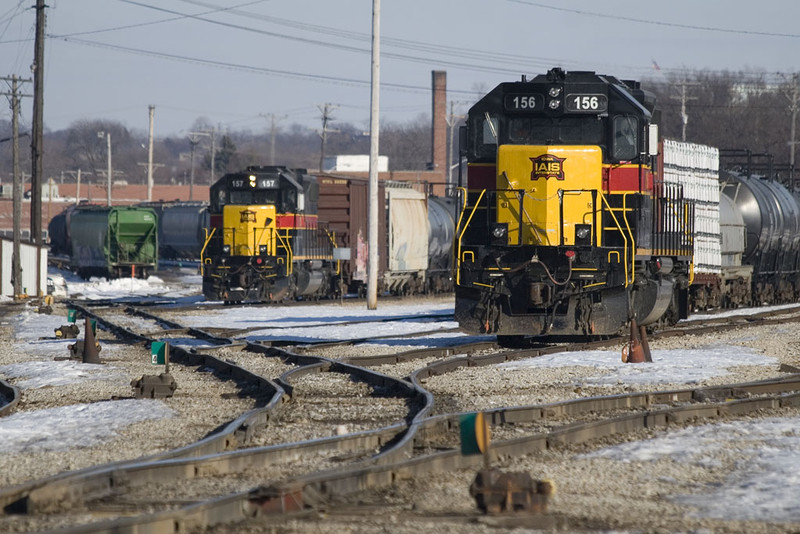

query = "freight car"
(137, 200), (209, 261)
(316, 175), (456, 297)
(453, 66), (800, 343)
(718, 166), (800, 306)
(67, 205), (158, 279)
(200, 166), (456, 303)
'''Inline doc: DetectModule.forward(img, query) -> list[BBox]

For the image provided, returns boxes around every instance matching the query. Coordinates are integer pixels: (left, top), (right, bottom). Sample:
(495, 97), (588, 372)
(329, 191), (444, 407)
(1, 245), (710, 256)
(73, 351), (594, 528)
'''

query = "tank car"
(426, 194), (456, 293)
(48, 205), (75, 258)
(68, 205), (158, 279)
(454, 67), (694, 339)
(138, 201), (209, 261)
(201, 166), (339, 302)
(720, 170), (800, 305)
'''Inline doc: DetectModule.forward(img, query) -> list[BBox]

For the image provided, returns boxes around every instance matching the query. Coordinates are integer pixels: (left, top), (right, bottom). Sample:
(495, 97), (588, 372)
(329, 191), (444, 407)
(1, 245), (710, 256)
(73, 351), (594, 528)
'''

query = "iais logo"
(529, 154), (566, 181)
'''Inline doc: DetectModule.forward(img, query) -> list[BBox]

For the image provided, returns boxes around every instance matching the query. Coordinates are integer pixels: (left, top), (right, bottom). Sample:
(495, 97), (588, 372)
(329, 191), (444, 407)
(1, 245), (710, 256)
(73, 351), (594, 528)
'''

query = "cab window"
(613, 116), (638, 161)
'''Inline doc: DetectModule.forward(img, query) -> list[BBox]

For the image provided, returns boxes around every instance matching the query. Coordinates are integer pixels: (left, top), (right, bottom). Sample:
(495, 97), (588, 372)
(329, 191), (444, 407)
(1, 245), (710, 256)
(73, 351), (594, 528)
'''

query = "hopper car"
(64, 205), (158, 279)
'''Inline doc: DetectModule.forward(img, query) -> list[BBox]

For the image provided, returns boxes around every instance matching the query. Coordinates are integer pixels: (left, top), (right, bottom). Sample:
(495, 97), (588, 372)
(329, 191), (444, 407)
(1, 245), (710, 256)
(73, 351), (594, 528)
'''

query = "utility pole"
(367, 0), (380, 310)
(30, 0), (46, 245)
(187, 130), (213, 186)
(317, 103), (338, 172)
(446, 101), (466, 189)
(147, 105), (155, 201)
(187, 134), (201, 201)
(209, 127), (216, 184)
(2, 75), (30, 298)
(260, 113), (286, 165)
(97, 131), (112, 206)
(781, 73), (799, 181)
(63, 170), (89, 204)
(671, 79), (698, 142)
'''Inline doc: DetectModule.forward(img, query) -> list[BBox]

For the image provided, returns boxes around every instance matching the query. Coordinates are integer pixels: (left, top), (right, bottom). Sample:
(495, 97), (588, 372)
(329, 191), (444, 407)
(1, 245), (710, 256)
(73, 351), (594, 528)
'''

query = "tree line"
(0, 69), (795, 189)
(644, 69), (797, 177)
(0, 114), (435, 190)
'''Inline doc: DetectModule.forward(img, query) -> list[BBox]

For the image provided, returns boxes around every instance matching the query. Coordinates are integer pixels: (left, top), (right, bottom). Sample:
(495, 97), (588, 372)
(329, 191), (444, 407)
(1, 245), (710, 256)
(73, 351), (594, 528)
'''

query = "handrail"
(455, 188), (486, 286)
(199, 227), (216, 276)
(598, 191), (634, 286)
(274, 231), (293, 276)
(621, 193), (636, 285)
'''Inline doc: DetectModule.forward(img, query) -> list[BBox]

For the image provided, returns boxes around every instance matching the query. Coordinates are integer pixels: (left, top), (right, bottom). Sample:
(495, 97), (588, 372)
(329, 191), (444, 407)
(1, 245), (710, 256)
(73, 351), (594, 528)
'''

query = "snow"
(583, 418), (800, 522)
(497, 345), (777, 386)
(3, 269), (800, 523)
(0, 400), (174, 454)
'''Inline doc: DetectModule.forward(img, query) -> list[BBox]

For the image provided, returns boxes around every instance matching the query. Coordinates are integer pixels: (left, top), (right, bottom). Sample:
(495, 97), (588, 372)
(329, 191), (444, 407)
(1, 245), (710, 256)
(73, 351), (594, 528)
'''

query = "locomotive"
(201, 166), (338, 302)
(200, 166), (457, 303)
(454, 67), (693, 339)
(453, 67), (800, 341)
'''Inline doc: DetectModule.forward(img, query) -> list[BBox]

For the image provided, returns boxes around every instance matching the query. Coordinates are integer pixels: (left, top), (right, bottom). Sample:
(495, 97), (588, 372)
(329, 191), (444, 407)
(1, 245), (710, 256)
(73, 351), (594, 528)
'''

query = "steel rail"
(29, 374), (800, 533)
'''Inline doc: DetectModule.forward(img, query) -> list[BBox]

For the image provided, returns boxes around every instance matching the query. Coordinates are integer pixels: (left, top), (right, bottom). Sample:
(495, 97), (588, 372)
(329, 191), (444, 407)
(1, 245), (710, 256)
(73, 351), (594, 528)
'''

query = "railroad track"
(6, 368), (800, 532)
(2, 301), (800, 532)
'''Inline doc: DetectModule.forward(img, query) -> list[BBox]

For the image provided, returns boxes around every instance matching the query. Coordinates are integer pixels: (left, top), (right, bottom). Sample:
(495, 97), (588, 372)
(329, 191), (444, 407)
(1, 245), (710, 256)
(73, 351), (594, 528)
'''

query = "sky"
(2, 269), (800, 524)
(2, 0), (800, 138)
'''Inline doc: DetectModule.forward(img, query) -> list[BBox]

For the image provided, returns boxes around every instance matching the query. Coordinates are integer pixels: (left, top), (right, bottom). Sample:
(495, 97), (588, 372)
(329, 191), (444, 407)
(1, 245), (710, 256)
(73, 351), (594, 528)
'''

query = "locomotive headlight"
(548, 86), (562, 97)
(490, 223), (508, 244)
(548, 99), (561, 110)
(259, 245), (268, 255)
(575, 224), (591, 245)
(222, 245), (231, 255)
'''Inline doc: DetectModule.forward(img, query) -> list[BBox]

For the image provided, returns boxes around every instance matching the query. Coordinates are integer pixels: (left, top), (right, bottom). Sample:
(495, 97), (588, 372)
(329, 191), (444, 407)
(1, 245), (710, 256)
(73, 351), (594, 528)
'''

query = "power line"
(509, 0), (800, 39)
(53, 36), (482, 97)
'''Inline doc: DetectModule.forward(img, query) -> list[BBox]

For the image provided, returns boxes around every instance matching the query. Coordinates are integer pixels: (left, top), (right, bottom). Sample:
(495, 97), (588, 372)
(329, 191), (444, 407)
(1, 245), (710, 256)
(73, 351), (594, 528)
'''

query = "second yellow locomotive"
(201, 166), (338, 302)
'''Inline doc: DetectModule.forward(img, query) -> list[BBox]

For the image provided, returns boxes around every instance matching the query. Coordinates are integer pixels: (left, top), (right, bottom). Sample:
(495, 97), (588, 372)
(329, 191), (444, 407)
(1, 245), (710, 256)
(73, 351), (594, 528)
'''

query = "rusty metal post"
(623, 318), (646, 363)
(82, 317), (100, 364)
(639, 323), (653, 362)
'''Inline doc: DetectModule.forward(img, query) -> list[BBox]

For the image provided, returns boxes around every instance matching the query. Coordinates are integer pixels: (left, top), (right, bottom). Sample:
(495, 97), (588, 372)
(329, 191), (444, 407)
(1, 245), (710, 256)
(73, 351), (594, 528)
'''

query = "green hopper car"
(69, 206), (158, 279)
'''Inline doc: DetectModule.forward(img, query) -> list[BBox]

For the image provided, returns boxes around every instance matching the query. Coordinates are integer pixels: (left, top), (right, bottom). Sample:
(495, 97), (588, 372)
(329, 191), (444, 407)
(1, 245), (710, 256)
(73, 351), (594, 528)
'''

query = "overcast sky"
(2, 0), (799, 138)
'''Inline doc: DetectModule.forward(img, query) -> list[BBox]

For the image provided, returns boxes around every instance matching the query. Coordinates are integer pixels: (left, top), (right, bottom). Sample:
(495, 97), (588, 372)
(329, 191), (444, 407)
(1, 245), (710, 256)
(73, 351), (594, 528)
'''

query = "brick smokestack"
(431, 70), (447, 182)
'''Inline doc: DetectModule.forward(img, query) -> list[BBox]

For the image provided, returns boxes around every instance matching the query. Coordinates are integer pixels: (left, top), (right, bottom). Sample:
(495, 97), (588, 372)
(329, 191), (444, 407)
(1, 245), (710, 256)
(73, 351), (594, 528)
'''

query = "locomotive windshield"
(212, 188), (279, 212)
(508, 116), (603, 145)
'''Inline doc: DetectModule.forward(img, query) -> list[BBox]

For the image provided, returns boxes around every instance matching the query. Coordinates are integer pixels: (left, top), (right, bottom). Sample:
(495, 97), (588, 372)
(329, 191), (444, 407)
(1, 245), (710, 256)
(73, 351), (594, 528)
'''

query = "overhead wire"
(55, 36), (481, 98)
(508, 0), (800, 39)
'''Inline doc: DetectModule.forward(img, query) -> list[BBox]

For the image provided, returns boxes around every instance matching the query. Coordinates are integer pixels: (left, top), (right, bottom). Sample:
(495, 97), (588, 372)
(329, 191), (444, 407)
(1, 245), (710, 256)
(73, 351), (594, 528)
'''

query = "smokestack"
(431, 70), (447, 182)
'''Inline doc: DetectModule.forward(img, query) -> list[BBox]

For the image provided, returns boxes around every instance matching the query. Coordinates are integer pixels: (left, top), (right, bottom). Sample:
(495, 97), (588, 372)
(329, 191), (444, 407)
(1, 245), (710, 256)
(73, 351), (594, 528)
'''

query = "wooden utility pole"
(317, 103), (338, 172)
(446, 101), (466, 189)
(30, 0), (46, 244)
(147, 105), (155, 201)
(4, 75), (30, 298)
(260, 113), (286, 165)
(785, 74), (799, 176)
(671, 79), (698, 142)
(367, 0), (380, 310)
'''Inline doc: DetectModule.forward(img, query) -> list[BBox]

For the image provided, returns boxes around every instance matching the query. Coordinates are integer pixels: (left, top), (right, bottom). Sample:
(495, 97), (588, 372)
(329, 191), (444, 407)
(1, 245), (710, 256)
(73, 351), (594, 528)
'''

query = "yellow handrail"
(598, 191), (634, 286)
(199, 227), (217, 276)
(455, 188), (486, 285)
(275, 231), (293, 275)
(621, 193), (636, 285)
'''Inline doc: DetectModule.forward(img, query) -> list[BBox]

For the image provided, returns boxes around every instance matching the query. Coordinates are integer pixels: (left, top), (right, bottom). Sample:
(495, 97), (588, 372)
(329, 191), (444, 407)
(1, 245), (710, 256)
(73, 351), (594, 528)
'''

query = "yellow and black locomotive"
(201, 166), (339, 302)
(454, 68), (694, 339)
